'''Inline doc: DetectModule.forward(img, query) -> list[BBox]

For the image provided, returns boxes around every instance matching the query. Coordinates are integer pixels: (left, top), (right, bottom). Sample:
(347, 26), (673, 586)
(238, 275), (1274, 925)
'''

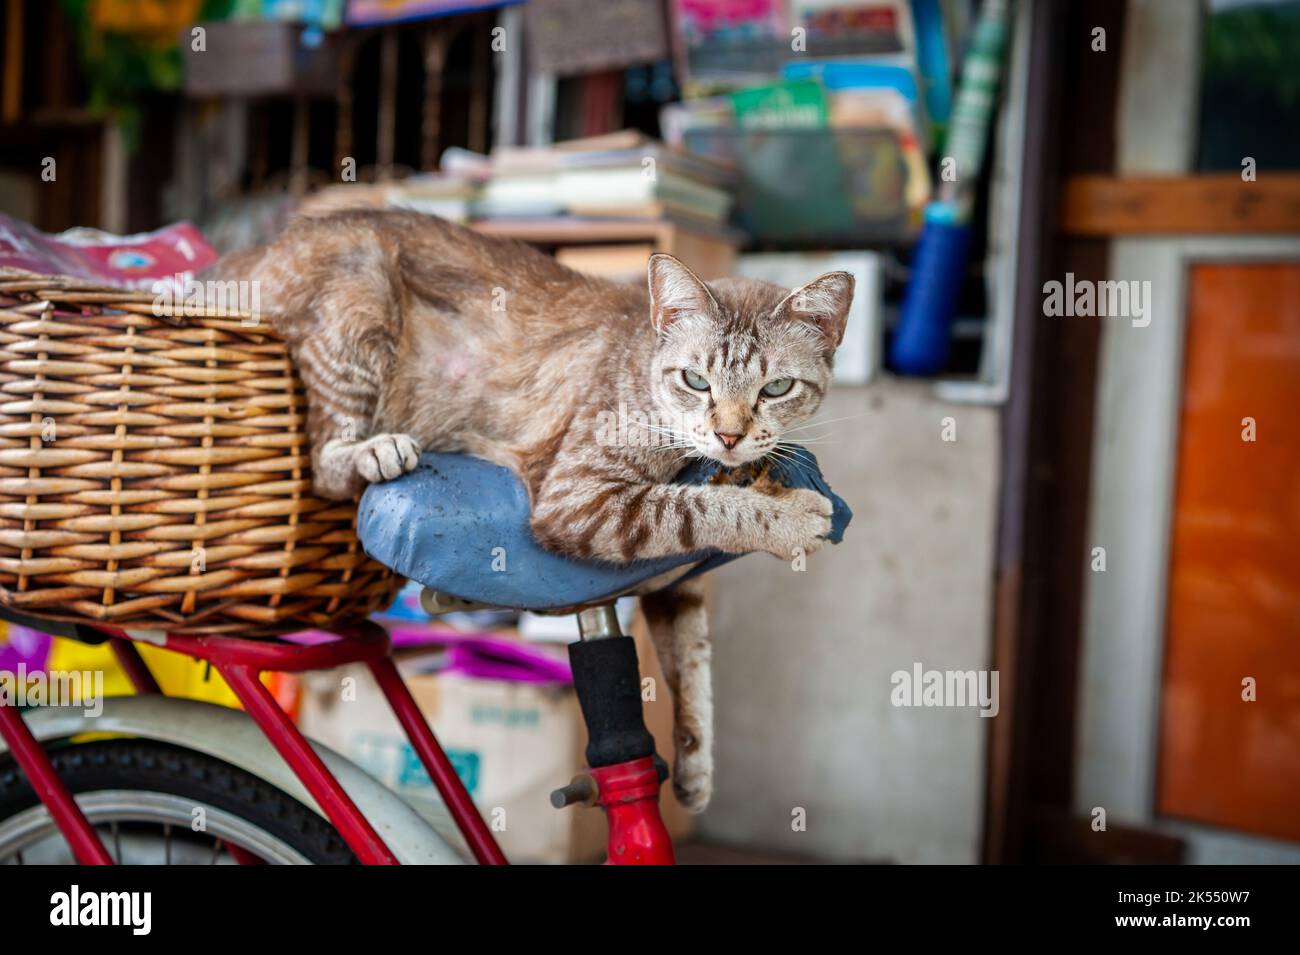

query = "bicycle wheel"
(0, 737), (356, 864)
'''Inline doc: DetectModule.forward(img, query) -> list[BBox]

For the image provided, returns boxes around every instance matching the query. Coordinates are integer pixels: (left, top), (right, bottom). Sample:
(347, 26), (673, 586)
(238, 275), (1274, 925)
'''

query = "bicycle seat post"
(575, 604), (622, 641)
(555, 602), (675, 864)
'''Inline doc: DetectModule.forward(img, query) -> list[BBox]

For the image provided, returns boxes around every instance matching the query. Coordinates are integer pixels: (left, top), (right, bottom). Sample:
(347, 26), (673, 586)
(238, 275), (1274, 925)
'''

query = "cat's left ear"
(776, 272), (855, 349)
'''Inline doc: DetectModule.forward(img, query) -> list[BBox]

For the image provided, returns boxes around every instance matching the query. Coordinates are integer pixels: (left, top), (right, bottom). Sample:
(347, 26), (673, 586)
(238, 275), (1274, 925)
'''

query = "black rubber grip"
(568, 636), (657, 768)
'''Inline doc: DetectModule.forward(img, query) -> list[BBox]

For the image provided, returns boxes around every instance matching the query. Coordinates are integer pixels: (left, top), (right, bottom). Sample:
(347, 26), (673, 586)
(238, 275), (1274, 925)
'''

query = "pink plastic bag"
(0, 214), (217, 287)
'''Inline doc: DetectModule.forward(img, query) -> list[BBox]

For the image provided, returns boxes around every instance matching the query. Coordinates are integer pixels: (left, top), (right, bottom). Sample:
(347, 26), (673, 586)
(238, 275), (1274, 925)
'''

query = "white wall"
(698, 380), (1000, 863)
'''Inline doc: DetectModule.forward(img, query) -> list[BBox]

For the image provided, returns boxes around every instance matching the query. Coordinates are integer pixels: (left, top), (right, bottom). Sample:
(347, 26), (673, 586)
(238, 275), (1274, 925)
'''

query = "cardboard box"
(296, 623), (691, 864)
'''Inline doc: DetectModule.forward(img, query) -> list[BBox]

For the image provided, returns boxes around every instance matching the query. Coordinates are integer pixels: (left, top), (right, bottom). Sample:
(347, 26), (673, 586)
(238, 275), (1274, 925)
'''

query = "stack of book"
(296, 132), (737, 237)
(291, 133), (742, 286)
(295, 173), (484, 225)
(475, 131), (736, 232)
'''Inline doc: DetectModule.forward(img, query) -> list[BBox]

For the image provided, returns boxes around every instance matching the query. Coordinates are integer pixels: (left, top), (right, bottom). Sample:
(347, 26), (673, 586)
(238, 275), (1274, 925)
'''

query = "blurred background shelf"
(682, 127), (921, 248)
(472, 216), (741, 278)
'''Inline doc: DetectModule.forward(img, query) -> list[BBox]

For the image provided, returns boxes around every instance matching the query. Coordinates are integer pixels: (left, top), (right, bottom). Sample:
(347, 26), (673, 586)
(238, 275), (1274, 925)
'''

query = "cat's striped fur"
(208, 210), (853, 809)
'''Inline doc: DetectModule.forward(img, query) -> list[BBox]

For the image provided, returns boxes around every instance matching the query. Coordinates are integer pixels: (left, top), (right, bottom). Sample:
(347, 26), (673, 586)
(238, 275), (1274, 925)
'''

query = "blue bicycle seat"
(357, 447), (851, 611)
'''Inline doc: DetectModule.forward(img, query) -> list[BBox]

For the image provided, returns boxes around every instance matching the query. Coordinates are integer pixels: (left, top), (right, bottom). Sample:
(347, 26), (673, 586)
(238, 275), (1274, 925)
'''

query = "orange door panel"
(1156, 263), (1300, 843)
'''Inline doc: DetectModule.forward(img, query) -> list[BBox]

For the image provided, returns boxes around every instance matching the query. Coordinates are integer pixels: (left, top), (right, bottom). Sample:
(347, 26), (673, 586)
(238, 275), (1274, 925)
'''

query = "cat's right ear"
(647, 253), (717, 336)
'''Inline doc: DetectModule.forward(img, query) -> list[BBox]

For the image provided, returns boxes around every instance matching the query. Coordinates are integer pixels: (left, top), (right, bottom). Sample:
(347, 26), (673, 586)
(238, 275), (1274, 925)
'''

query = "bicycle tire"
(0, 737), (356, 864)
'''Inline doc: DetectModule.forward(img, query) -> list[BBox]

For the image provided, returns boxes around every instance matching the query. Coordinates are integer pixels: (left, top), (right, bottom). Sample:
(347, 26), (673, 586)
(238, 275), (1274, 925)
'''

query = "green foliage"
(55, 0), (236, 149)
(1202, 1), (1300, 104)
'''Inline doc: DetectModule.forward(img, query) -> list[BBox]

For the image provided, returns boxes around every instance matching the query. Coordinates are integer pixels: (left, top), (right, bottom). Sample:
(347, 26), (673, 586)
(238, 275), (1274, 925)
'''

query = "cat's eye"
(761, 378), (794, 398)
(682, 370), (711, 391)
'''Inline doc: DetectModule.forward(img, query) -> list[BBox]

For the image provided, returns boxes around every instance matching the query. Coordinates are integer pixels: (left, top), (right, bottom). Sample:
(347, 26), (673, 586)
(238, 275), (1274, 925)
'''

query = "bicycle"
(0, 450), (849, 865)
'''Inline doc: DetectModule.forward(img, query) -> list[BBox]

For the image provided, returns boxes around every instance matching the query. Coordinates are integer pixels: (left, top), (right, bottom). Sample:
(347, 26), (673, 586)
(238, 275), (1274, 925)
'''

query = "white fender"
(0, 696), (465, 865)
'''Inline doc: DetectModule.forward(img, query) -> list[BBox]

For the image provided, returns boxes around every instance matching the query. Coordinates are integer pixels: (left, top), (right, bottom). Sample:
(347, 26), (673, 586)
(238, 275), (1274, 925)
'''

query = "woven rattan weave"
(0, 270), (401, 635)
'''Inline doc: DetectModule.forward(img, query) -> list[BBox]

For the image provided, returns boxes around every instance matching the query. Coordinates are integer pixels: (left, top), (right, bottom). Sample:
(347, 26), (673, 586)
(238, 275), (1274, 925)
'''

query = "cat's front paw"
(354, 433), (422, 483)
(764, 488), (833, 560)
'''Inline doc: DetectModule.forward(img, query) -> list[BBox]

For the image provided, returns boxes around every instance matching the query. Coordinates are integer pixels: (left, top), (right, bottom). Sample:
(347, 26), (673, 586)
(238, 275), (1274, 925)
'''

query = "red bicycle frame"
(0, 616), (676, 865)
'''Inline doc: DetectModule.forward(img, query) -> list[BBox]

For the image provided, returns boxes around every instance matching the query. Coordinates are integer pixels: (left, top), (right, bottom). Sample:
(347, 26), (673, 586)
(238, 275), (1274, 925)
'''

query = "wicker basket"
(0, 270), (402, 636)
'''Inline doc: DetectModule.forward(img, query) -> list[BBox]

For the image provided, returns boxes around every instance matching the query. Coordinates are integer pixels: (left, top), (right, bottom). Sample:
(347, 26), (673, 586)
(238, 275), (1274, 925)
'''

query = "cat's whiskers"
(780, 409), (874, 435)
(763, 444), (818, 480)
(777, 430), (833, 442)
(774, 443), (815, 460)
(774, 446), (816, 478)
(621, 418), (704, 459)
(624, 418), (695, 443)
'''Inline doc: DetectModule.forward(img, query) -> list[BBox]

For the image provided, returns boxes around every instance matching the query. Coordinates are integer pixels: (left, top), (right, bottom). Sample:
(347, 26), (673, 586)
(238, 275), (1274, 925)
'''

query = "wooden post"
(289, 95), (310, 196)
(3, 0), (23, 123)
(421, 27), (450, 171)
(467, 19), (490, 155)
(377, 29), (398, 180)
(334, 35), (356, 181)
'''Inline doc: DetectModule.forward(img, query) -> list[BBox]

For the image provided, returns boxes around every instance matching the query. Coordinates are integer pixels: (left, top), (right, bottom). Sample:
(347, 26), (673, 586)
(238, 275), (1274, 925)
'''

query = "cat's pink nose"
(715, 431), (744, 449)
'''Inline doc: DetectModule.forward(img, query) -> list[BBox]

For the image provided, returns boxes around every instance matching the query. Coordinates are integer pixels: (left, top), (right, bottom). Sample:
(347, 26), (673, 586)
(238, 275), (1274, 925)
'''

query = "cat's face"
(646, 255), (854, 467)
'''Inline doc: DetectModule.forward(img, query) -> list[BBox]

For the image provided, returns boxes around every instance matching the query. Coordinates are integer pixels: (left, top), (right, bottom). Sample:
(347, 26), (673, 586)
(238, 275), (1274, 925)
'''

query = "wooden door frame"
(987, 0), (1300, 863)
(982, 0), (1129, 864)
(1077, 0), (1300, 863)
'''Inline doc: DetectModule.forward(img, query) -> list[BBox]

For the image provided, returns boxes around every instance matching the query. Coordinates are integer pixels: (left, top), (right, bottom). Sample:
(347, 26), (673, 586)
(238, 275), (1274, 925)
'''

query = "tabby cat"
(209, 210), (853, 810)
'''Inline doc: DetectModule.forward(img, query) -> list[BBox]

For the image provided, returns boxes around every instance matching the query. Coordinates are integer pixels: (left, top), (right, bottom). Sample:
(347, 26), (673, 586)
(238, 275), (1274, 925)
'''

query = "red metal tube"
(0, 699), (113, 864)
(110, 638), (162, 694)
(217, 661), (400, 865)
(368, 656), (508, 865)
(150, 625), (392, 673)
(590, 756), (675, 865)
(90, 622), (509, 865)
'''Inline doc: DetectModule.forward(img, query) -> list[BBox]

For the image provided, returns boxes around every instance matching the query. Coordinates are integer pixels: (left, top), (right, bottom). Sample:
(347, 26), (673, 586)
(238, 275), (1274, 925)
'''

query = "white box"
(735, 251), (883, 385)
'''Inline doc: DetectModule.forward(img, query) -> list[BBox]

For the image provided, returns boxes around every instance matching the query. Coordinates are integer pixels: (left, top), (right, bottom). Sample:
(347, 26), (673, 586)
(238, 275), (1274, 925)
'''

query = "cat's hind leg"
(640, 576), (714, 813)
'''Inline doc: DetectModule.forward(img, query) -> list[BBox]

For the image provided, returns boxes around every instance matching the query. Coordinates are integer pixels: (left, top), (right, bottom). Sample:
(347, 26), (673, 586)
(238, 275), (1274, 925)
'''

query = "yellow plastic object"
(48, 638), (242, 708)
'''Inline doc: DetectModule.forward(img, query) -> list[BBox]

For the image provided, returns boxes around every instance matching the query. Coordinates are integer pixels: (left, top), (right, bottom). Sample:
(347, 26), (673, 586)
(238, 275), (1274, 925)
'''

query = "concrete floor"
(675, 839), (888, 865)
